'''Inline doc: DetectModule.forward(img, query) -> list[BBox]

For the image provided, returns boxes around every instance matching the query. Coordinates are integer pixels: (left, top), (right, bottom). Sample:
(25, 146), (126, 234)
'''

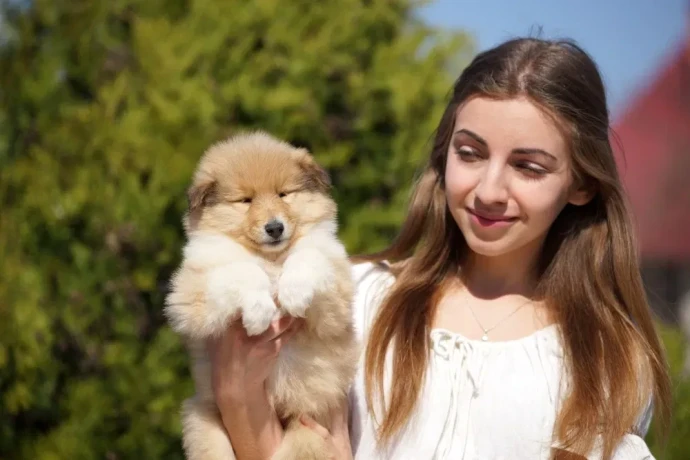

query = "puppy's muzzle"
(264, 219), (285, 240)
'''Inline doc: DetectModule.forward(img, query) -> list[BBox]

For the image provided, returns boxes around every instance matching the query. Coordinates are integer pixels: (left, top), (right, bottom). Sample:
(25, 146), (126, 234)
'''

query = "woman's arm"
(208, 316), (302, 460)
(218, 388), (283, 460)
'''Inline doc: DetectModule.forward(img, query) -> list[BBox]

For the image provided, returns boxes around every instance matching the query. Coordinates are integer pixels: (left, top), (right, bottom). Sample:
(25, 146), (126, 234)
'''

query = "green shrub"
(648, 324), (690, 459)
(0, 0), (470, 458)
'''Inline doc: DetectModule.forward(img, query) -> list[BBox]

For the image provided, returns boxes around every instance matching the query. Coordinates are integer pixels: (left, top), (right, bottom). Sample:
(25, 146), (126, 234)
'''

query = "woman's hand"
(299, 399), (353, 460)
(207, 315), (303, 460)
(208, 314), (301, 405)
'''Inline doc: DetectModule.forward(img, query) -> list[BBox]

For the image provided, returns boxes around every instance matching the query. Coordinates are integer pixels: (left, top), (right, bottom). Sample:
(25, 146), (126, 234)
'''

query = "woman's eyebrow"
(454, 128), (487, 146)
(454, 128), (558, 162)
(512, 148), (558, 162)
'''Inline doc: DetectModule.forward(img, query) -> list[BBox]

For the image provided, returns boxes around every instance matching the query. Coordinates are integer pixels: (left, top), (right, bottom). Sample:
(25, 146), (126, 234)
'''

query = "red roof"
(612, 35), (690, 262)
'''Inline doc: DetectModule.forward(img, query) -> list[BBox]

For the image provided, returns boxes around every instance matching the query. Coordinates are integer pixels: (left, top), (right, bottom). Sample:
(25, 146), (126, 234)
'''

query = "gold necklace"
(466, 300), (530, 341)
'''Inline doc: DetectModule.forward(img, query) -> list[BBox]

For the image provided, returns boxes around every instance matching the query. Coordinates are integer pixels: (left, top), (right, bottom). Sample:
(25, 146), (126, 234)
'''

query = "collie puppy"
(164, 131), (358, 460)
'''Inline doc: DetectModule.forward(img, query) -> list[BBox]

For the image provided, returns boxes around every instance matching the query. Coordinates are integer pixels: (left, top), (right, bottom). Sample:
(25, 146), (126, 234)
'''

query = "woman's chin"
(462, 230), (546, 262)
(462, 232), (519, 258)
(465, 241), (512, 258)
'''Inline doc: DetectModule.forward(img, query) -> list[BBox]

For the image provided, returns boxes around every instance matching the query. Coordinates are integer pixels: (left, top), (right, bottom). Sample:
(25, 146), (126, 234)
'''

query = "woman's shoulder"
(352, 260), (393, 282)
(351, 260), (396, 297)
(350, 260), (396, 339)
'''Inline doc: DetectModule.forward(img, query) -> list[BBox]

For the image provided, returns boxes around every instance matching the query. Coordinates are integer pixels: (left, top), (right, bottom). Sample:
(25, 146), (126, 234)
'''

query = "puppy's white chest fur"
(183, 230), (333, 336)
(259, 259), (283, 290)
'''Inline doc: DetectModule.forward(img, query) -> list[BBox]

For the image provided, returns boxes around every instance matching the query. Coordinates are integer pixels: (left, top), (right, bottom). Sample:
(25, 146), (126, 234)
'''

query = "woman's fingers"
(300, 410), (353, 460)
(206, 315), (304, 391)
(273, 314), (297, 334)
(278, 318), (304, 341)
(245, 315), (297, 344)
(299, 415), (330, 439)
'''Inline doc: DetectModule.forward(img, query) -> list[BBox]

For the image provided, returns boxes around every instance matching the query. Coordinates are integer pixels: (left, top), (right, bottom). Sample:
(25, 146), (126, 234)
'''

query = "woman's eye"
(279, 192), (287, 198)
(516, 163), (548, 176)
(241, 198), (252, 204)
(456, 147), (481, 161)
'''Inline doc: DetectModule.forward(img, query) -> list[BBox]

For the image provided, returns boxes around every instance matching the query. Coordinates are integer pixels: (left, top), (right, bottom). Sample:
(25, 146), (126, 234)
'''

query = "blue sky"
(418, 0), (688, 119)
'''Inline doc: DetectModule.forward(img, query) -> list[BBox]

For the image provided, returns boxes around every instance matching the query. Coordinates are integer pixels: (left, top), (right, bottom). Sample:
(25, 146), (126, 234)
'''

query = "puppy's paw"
(277, 269), (316, 318)
(205, 266), (247, 335)
(241, 290), (278, 336)
(206, 262), (275, 337)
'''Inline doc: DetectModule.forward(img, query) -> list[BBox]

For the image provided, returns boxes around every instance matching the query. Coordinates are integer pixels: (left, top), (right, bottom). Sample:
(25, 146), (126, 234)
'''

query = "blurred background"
(0, 0), (688, 458)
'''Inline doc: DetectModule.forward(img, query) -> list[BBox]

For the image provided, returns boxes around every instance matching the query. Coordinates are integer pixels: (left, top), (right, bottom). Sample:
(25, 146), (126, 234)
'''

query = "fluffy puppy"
(164, 131), (358, 460)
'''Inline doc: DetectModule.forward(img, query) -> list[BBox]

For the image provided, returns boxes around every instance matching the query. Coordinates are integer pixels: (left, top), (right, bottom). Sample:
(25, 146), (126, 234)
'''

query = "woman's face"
(444, 96), (590, 259)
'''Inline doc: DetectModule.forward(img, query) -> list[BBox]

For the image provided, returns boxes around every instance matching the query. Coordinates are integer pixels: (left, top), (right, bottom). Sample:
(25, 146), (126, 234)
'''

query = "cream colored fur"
(164, 131), (358, 460)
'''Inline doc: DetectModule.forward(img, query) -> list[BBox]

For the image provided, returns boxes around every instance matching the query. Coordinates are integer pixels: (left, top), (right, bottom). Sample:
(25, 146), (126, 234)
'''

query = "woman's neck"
(460, 243), (541, 300)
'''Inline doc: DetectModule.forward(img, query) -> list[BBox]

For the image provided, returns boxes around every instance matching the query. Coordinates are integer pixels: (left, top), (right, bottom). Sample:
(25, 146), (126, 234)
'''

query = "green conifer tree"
(0, 0), (471, 458)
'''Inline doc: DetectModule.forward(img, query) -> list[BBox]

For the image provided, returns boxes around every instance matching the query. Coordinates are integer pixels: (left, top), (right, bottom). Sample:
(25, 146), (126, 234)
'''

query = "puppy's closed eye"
(279, 189), (301, 199)
(224, 195), (252, 204)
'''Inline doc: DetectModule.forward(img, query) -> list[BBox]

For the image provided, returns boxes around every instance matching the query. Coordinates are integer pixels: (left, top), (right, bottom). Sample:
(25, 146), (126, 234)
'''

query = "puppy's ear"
(187, 178), (218, 214)
(295, 149), (331, 193)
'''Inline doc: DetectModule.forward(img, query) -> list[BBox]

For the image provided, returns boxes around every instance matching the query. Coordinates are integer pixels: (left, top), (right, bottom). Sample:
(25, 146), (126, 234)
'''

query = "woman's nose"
(474, 165), (509, 205)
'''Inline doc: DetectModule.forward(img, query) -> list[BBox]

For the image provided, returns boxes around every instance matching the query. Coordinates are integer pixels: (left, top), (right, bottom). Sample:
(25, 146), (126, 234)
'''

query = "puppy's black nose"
(264, 220), (284, 239)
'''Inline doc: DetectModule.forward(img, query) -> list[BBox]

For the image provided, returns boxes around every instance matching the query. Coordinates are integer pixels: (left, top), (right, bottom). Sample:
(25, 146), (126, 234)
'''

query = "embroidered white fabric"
(348, 262), (655, 460)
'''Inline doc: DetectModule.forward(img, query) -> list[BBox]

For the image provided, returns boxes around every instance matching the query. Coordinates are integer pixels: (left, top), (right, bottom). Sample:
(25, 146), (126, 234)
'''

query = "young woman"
(209, 37), (671, 459)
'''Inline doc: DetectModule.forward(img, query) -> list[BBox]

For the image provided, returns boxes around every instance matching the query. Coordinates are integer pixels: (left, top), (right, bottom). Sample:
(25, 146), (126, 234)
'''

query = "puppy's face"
(185, 133), (336, 255)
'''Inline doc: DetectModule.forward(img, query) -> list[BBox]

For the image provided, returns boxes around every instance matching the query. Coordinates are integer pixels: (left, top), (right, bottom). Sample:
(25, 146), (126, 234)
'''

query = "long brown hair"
(357, 38), (671, 459)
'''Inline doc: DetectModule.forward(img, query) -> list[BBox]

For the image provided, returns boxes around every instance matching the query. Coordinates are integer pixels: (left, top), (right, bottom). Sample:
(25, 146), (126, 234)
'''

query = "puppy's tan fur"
(165, 132), (358, 460)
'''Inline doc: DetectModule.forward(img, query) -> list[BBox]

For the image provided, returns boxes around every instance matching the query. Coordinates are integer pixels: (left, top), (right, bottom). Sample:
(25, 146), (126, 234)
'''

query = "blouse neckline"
(430, 323), (560, 348)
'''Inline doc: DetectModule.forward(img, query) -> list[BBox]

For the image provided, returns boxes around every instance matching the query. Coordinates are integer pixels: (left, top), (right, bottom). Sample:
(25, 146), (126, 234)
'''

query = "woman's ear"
(567, 182), (595, 206)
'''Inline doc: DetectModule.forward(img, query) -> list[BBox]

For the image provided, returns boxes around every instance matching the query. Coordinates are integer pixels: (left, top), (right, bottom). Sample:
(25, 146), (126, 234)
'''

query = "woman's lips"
(467, 208), (518, 227)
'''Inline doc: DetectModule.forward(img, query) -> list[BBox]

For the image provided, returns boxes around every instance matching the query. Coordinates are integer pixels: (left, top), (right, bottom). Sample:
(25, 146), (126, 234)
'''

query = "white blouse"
(348, 262), (655, 460)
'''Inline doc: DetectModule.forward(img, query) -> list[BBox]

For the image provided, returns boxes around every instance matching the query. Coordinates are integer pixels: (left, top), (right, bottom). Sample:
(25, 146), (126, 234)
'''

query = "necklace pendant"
(481, 334), (489, 342)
